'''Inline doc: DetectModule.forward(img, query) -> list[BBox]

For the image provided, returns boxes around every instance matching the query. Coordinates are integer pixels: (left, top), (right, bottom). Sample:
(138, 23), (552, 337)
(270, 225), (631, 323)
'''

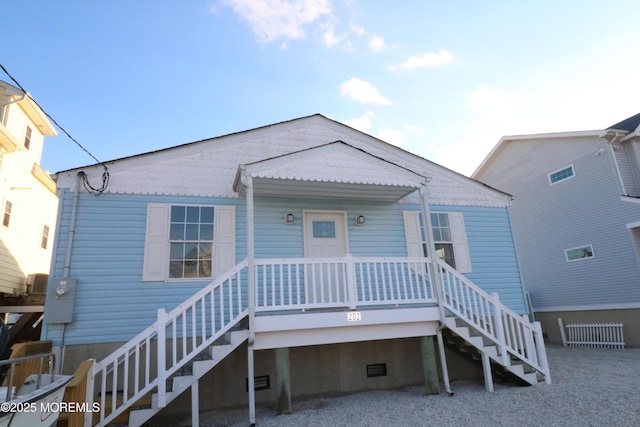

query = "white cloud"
(388, 49), (453, 71)
(349, 22), (364, 37)
(342, 111), (375, 132)
(340, 78), (391, 105)
(224, 0), (331, 44)
(322, 22), (345, 47)
(368, 35), (386, 53)
(378, 128), (404, 146)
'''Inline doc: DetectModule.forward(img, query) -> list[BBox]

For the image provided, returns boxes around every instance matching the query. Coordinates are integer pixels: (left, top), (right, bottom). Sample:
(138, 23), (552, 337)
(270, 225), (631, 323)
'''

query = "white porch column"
(244, 173), (257, 426)
(419, 181), (453, 395)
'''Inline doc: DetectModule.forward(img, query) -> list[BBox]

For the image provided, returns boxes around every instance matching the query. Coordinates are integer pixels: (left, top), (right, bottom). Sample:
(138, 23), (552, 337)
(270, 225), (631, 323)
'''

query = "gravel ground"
(190, 345), (640, 426)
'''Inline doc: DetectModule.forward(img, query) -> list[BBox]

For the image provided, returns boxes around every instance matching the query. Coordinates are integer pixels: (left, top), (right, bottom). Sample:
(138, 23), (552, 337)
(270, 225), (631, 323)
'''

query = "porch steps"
(443, 317), (540, 388)
(127, 328), (249, 427)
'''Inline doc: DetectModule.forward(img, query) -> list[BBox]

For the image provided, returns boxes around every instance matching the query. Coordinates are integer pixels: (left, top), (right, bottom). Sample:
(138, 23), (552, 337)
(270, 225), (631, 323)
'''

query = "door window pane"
(313, 221), (336, 238)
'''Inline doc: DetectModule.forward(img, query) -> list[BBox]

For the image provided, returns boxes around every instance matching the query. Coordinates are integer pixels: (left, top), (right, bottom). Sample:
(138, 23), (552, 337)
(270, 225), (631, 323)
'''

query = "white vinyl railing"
(254, 255), (436, 312)
(88, 260), (249, 427)
(558, 318), (625, 349)
(438, 260), (550, 382)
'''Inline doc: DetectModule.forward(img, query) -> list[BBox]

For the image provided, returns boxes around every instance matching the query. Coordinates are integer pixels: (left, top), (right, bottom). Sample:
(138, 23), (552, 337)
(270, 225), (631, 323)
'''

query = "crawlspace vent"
(246, 375), (270, 391)
(366, 363), (387, 378)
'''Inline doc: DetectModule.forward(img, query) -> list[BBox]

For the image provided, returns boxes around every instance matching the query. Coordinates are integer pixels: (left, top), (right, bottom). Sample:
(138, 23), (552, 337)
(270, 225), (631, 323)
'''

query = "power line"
(0, 63), (109, 195)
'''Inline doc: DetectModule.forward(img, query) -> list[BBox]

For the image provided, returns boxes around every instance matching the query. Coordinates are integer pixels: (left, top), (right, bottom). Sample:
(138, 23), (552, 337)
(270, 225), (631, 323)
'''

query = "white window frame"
(41, 224), (50, 250)
(142, 203), (236, 282)
(2, 200), (12, 228)
(24, 125), (32, 150)
(564, 244), (594, 262)
(403, 210), (472, 273)
(548, 164), (575, 185)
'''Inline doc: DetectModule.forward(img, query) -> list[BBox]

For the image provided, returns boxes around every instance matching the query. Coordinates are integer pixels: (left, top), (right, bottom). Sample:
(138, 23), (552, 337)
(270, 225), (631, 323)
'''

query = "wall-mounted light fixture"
(285, 213), (295, 225)
(355, 215), (365, 226)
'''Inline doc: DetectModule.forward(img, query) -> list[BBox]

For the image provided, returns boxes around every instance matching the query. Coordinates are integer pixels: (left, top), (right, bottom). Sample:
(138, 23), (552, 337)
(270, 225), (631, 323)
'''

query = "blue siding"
(424, 205), (526, 313)
(44, 191), (245, 346)
(44, 192), (525, 346)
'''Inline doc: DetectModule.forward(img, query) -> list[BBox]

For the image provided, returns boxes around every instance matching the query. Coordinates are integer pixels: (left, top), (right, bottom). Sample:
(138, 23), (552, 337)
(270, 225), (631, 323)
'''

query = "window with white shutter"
(142, 203), (235, 281)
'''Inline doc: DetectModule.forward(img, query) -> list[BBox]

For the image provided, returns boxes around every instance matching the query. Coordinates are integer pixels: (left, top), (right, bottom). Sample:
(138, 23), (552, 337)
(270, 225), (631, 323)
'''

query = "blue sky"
(4, 1), (640, 176)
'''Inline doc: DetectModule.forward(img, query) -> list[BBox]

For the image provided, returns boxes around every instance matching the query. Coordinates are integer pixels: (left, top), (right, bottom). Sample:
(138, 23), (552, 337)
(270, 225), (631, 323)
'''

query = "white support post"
(157, 308), (167, 408)
(345, 253), (357, 309)
(191, 381), (199, 427)
(522, 315), (537, 365)
(248, 345), (256, 426)
(435, 329), (453, 395)
(534, 321), (552, 384)
(419, 182), (445, 322)
(481, 351), (494, 392)
(491, 293), (509, 366)
(244, 172), (257, 426)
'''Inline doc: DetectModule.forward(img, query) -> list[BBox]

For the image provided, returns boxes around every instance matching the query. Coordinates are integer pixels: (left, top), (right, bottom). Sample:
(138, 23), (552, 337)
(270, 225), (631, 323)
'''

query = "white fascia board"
(533, 302), (640, 312)
(472, 129), (611, 179)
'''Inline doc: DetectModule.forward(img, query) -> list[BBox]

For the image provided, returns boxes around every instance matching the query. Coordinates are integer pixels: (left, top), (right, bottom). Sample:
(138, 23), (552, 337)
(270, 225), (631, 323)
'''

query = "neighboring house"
(473, 112), (640, 348)
(43, 114), (549, 426)
(0, 80), (57, 299)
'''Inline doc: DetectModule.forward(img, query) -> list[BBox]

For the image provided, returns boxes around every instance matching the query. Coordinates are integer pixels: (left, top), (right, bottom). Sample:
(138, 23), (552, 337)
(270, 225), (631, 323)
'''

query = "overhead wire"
(0, 63), (109, 195)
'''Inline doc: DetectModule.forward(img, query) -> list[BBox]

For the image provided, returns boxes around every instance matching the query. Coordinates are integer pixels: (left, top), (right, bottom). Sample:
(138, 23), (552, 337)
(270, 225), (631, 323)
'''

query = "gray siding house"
(473, 112), (640, 347)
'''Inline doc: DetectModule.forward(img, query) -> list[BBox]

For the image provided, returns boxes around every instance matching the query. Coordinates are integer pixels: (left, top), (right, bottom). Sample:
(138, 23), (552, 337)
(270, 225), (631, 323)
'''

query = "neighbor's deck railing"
(438, 260), (551, 382)
(254, 255), (436, 312)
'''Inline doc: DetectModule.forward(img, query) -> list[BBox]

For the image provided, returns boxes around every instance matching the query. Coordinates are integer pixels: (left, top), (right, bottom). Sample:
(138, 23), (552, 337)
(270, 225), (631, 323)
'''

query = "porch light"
(285, 213), (295, 224)
(355, 215), (365, 226)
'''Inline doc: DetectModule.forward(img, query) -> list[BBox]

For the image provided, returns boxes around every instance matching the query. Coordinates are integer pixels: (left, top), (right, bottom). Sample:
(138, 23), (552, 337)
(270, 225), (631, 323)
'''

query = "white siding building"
(0, 80), (57, 296)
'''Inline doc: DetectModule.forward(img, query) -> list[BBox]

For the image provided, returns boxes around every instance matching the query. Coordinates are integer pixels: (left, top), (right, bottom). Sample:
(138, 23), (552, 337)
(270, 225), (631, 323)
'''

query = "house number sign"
(347, 311), (361, 322)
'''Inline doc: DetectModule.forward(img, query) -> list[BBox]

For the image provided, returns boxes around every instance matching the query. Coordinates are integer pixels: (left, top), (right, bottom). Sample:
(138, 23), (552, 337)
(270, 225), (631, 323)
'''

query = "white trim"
(564, 244), (594, 262)
(532, 302), (640, 312)
(621, 196), (640, 204)
(473, 130), (609, 179)
(626, 221), (640, 229)
(548, 164), (575, 185)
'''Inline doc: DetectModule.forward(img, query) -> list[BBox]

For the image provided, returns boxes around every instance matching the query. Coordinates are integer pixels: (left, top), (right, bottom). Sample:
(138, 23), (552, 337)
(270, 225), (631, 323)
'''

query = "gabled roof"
(55, 114), (512, 207)
(0, 80), (57, 136)
(474, 112), (640, 179)
(608, 112), (640, 133)
(234, 141), (427, 201)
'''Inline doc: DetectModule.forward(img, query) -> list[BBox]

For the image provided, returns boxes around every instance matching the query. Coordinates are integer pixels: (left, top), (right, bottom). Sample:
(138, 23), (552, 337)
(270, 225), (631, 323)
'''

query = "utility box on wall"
(45, 278), (77, 324)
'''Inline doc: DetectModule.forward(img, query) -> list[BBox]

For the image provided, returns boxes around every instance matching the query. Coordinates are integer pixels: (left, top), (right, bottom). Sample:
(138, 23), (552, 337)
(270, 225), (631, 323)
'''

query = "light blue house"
(43, 114), (549, 426)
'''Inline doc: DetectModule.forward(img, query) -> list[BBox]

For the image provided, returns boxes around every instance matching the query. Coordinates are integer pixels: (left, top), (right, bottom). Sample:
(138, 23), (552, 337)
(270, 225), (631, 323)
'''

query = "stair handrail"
(437, 259), (550, 381)
(88, 259), (249, 427)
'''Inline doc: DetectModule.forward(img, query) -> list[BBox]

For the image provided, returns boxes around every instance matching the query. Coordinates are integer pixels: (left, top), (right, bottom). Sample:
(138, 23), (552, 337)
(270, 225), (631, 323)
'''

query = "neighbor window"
(2, 201), (11, 227)
(41, 225), (50, 249)
(24, 126), (32, 149)
(565, 245), (594, 262)
(549, 165), (575, 184)
(169, 205), (214, 279)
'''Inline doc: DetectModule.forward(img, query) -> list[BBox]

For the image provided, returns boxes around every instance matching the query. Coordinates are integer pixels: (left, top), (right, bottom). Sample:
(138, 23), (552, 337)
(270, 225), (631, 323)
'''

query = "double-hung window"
(41, 225), (50, 249)
(143, 203), (235, 281)
(2, 201), (12, 227)
(24, 126), (32, 150)
(403, 210), (472, 273)
(169, 206), (214, 279)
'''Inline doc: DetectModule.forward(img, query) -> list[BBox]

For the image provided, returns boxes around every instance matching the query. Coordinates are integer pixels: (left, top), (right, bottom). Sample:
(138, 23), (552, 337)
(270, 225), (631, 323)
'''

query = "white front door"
(303, 211), (348, 305)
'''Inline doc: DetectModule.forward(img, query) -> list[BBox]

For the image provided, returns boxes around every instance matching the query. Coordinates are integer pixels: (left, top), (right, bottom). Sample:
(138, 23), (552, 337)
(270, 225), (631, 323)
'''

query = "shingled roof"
(608, 112), (640, 132)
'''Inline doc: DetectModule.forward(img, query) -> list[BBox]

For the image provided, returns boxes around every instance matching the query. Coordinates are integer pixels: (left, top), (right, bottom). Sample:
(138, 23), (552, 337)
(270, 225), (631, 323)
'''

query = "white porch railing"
(254, 255), (436, 312)
(438, 260), (551, 382)
(88, 260), (249, 427)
